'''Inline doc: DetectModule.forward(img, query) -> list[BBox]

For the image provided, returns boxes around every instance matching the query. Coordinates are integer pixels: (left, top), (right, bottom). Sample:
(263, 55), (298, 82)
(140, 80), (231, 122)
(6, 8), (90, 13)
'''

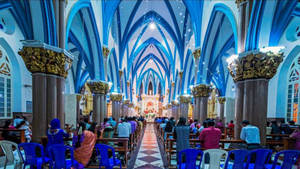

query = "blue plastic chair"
(19, 142), (51, 169)
(95, 144), (122, 169)
(49, 144), (80, 169)
(177, 149), (203, 169)
(223, 149), (248, 169)
(267, 150), (300, 169)
(245, 149), (273, 169)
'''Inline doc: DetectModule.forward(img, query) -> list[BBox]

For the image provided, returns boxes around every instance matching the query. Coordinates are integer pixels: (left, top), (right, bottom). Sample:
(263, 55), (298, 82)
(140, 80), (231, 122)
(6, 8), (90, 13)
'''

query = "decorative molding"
(18, 47), (72, 78)
(110, 93), (122, 102)
(228, 51), (284, 82)
(102, 46), (110, 59)
(87, 81), (109, 94)
(193, 48), (201, 60)
(179, 95), (192, 103)
(192, 84), (212, 97)
(217, 97), (226, 104)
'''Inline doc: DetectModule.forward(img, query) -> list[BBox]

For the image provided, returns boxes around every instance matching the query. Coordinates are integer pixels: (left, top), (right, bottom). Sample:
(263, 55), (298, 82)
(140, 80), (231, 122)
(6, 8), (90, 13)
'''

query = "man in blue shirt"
(240, 120), (261, 150)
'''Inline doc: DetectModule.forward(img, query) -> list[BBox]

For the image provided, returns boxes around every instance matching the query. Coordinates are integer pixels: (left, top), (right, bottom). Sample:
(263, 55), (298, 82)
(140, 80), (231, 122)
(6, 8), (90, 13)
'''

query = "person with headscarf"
(173, 117), (190, 160)
(73, 122), (97, 168)
(47, 118), (69, 148)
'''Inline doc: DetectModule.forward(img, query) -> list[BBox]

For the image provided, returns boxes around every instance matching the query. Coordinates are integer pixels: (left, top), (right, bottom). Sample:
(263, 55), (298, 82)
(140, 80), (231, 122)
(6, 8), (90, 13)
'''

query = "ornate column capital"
(102, 46), (110, 59)
(123, 99), (130, 105)
(217, 97), (226, 104)
(126, 81), (130, 86)
(179, 95), (192, 103)
(228, 50), (284, 82)
(167, 103), (172, 108)
(76, 94), (82, 101)
(171, 81), (175, 87)
(128, 103), (134, 108)
(119, 70), (123, 78)
(193, 48), (201, 60)
(171, 100), (179, 106)
(110, 93), (123, 102)
(18, 46), (73, 78)
(192, 84), (212, 97)
(87, 81), (109, 94)
(179, 71), (184, 78)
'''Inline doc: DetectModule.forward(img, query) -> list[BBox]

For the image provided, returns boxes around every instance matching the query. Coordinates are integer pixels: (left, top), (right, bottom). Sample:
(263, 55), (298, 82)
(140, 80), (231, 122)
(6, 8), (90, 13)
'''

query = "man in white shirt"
(240, 120), (261, 150)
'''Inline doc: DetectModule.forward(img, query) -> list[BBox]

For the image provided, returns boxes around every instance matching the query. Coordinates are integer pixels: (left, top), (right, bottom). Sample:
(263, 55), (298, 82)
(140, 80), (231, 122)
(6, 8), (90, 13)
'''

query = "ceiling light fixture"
(149, 22), (156, 30)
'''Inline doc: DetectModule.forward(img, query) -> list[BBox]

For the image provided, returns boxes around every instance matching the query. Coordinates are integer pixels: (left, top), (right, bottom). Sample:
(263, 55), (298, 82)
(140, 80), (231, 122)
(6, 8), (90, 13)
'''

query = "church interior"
(0, 0), (300, 168)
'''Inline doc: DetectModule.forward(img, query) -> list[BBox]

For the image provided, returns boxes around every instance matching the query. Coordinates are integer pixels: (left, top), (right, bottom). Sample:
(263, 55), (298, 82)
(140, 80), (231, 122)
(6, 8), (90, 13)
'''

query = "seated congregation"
(0, 116), (146, 169)
(155, 117), (300, 169)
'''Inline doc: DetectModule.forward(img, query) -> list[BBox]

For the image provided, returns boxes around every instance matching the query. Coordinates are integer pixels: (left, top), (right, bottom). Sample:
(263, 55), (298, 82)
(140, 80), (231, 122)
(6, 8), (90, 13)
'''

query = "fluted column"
(171, 101), (179, 120)
(218, 97), (226, 124)
(179, 95), (192, 120)
(19, 42), (73, 142)
(192, 84), (212, 124)
(76, 94), (82, 122)
(87, 81), (109, 124)
(228, 49), (284, 145)
(122, 100), (130, 117)
(110, 93), (123, 121)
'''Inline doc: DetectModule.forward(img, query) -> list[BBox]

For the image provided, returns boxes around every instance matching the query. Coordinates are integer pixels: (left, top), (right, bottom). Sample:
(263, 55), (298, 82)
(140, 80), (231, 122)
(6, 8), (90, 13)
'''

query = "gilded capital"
(167, 103), (172, 108)
(179, 71), (183, 78)
(102, 46), (110, 59)
(192, 84), (212, 97)
(76, 95), (82, 101)
(179, 95), (192, 103)
(171, 100), (179, 106)
(171, 82), (175, 87)
(18, 47), (72, 78)
(87, 81), (109, 94)
(228, 51), (284, 82)
(193, 48), (201, 60)
(217, 97), (226, 104)
(123, 99), (130, 105)
(119, 70), (123, 78)
(128, 103), (134, 108)
(110, 93), (123, 102)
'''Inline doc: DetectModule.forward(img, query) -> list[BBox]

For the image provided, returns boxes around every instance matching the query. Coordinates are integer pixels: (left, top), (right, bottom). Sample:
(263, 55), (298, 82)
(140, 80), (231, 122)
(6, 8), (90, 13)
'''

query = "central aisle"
(134, 124), (165, 169)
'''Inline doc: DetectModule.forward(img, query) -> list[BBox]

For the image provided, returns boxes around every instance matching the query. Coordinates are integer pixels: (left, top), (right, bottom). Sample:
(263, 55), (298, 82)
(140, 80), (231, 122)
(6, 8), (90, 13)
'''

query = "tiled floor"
(134, 124), (164, 169)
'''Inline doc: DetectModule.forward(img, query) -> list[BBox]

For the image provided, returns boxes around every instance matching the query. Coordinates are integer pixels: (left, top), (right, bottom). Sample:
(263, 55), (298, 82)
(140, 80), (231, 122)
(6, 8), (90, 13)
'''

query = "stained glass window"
(287, 57), (300, 123)
(0, 49), (11, 119)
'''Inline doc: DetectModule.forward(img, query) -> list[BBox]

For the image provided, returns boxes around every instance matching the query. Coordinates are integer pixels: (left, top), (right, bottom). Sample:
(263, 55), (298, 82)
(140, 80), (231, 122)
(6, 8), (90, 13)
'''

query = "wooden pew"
(0, 129), (26, 143)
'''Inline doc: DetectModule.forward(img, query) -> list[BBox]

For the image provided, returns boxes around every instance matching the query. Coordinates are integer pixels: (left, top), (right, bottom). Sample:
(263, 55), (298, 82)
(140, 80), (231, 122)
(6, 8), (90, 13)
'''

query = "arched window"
(287, 57), (300, 123)
(0, 49), (12, 119)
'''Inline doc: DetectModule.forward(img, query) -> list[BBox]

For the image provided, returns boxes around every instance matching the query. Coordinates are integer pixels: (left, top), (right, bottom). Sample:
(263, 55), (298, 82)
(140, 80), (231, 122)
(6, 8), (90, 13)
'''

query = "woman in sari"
(73, 122), (97, 168)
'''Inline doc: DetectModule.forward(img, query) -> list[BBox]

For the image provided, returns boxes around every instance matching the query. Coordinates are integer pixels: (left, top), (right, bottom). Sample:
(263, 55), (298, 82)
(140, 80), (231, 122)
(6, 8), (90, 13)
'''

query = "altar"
(140, 94), (160, 122)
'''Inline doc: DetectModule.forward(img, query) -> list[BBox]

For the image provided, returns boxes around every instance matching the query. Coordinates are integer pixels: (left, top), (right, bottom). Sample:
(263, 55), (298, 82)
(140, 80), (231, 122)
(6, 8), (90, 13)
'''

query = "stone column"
(122, 100), (130, 117)
(171, 101), (179, 120)
(57, 76), (65, 127)
(218, 97), (226, 123)
(179, 95), (192, 120)
(110, 93), (123, 121)
(19, 43), (73, 142)
(76, 94), (82, 122)
(87, 81), (109, 124)
(192, 84), (212, 124)
(234, 81), (244, 139)
(193, 97), (200, 120)
(228, 50), (284, 145)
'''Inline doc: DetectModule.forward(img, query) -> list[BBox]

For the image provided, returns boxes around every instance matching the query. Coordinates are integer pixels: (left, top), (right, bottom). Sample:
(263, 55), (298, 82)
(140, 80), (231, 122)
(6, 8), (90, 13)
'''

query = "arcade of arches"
(0, 0), (300, 168)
